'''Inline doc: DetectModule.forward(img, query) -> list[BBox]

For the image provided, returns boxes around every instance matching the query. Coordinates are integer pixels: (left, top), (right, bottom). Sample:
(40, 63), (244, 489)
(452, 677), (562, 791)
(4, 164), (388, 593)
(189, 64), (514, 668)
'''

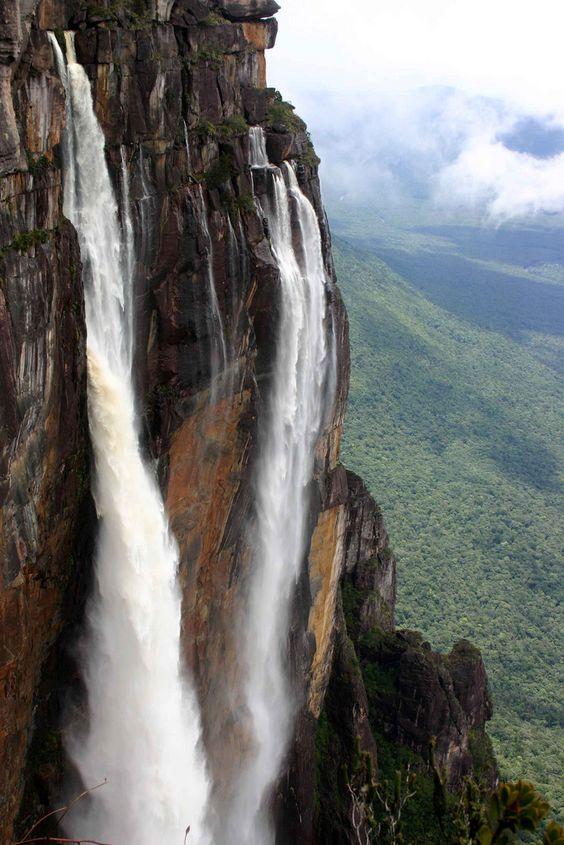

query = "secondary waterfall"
(196, 185), (228, 395)
(49, 33), (210, 845)
(230, 128), (333, 843)
(249, 125), (269, 168)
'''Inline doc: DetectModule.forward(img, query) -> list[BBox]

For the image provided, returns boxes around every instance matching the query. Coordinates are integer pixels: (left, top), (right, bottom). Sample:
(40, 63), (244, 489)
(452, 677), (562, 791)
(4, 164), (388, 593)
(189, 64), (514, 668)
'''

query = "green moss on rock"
(468, 729), (497, 787)
(202, 154), (234, 191)
(266, 91), (306, 133)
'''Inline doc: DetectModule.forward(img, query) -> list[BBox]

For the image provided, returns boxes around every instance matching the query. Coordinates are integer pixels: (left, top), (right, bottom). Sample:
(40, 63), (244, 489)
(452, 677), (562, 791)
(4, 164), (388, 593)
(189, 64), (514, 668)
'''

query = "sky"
(267, 0), (564, 218)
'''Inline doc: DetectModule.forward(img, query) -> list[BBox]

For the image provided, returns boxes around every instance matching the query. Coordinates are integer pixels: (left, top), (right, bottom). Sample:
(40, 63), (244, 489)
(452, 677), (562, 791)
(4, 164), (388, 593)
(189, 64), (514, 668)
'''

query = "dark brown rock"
(170, 0), (210, 26)
(214, 0), (280, 21)
(0, 210), (90, 843)
(446, 638), (494, 728)
(312, 601), (378, 845)
(352, 626), (496, 788)
(342, 471), (396, 633)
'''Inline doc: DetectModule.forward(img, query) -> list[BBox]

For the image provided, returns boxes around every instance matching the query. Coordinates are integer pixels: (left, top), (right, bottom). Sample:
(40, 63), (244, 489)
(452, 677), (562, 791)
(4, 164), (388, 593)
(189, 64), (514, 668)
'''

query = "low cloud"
(269, 0), (564, 222)
(436, 138), (564, 220)
(292, 85), (564, 221)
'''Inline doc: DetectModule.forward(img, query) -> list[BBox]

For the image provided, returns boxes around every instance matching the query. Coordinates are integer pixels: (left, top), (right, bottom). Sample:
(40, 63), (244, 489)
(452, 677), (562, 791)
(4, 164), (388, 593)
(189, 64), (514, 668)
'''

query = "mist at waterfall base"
(49, 34), (210, 845)
(220, 129), (334, 844)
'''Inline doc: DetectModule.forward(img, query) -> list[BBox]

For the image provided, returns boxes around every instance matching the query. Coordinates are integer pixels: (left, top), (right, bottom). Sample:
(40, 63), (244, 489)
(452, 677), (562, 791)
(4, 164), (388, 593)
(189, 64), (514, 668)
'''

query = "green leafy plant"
(341, 729), (562, 844)
(266, 90), (306, 133)
(344, 738), (379, 843)
(183, 49), (223, 71)
(544, 821), (564, 845)
(477, 781), (550, 843)
(223, 192), (256, 216)
(26, 153), (50, 177)
(373, 767), (418, 844)
(300, 135), (321, 167)
(345, 736), (419, 845)
(194, 119), (218, 140)
(195, 115), (249, 141)
(217, 114), (249, 139)
(202, 154), (234, 191)
(1, 229), (51, 258)
(199, 10), (225, 25)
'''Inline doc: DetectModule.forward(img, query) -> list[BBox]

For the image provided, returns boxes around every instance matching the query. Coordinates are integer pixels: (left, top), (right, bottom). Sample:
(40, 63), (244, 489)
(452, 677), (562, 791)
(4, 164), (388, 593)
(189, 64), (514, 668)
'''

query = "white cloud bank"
(437, 140), (564, 219)
(268, 0), (564, 220)
(270, 0), (564, 118)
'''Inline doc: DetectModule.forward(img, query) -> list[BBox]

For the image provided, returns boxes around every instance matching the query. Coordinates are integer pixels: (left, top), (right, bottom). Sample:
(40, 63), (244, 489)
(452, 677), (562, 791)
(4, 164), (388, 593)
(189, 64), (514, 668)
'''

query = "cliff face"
(0, 3), (92, 836)
(0, 1), (493, 842)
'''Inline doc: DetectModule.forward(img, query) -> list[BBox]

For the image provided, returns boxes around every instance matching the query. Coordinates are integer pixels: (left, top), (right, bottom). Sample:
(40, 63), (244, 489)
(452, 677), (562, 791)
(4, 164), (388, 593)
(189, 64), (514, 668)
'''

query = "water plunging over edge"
(119, 147), (135, 368)
(195, 185), (228, 401)
(225, 129), (335, 844)
(49, 32), (211, 845)
(248, 126), (270, 169)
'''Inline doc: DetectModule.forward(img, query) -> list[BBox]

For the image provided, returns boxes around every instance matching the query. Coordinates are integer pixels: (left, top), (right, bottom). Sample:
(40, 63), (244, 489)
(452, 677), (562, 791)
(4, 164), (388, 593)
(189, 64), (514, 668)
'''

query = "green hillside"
(332, 232), (564, 819)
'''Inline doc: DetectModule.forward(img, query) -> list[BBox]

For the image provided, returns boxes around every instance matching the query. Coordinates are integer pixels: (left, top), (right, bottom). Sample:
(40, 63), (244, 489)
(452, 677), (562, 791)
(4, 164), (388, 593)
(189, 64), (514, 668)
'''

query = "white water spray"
(249, 126), (270, 169)
(49, 33), (210, 845)
(228, 130), (333, 844)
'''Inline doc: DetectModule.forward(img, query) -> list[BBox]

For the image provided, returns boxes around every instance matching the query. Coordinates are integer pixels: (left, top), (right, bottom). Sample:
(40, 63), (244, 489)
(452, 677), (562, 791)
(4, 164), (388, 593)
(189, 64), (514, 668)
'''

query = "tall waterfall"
(230, 129), (333, 844)
(49, 33), (210, 845)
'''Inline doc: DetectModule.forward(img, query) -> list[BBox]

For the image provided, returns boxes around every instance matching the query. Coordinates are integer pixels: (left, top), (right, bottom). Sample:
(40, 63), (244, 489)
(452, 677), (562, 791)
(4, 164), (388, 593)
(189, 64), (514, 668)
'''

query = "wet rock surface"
(0, 6), (92, 834)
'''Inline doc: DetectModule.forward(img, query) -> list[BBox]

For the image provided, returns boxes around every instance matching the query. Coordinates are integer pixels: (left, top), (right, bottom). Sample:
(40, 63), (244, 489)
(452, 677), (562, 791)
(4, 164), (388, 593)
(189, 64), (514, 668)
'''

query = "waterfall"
(229, 129), (333, 843)
(183, 118), (192, 171)
(137, 145), (156, 270)
(49, 33), (210, 845)
(249, 125), (269, 168)
(196, 185), (227, 397)
(227, 215), (250, 348)
(119, 147), (135, 367)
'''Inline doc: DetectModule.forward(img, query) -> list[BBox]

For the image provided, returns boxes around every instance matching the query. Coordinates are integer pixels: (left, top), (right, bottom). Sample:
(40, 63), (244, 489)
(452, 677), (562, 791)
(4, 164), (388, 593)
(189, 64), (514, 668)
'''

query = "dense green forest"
(330, 213), (563, 820)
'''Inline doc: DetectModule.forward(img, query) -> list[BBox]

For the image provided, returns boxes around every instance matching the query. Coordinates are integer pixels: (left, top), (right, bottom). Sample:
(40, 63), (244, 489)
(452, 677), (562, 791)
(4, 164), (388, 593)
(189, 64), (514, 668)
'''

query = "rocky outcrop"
(355, 629), (494, 787)
(0, 0), (495, 841)
(342, 471), (397, 634)
(309, 470), (495, 840)
(215, 0), (281, 21)
(311, 577), (495, 843)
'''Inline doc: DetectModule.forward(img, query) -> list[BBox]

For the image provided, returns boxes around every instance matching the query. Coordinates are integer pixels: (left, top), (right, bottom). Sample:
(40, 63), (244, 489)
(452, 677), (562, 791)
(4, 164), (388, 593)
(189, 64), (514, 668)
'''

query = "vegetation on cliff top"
(343, 736), (563, 844)
(266, 90), (306, 133)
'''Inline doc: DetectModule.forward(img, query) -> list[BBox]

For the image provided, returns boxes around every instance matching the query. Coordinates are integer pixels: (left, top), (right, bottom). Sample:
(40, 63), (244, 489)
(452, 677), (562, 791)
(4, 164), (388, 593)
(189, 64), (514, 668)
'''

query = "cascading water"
(196, 185), (228, 397)
(119, 147), (135, 366)
(249, 125), (270, 168)
(228, 128), (334, 844)
(183, 118), (192, 171)
(49, 33), (210, 845)
(137, 145), (156, 269)
(227, 216), (248, 340)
